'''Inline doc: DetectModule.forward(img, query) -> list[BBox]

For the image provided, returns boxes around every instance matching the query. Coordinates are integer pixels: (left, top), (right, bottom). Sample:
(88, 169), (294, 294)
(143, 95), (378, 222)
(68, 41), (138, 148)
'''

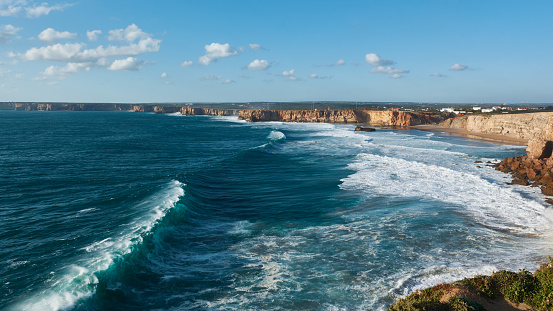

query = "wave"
(340, 153), (550, 234)
(10, 181), (185, 311)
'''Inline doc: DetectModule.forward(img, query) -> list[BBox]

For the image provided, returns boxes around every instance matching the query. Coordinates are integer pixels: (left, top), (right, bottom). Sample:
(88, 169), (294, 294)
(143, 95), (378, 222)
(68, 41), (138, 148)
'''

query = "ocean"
(1, 110), (552, 311)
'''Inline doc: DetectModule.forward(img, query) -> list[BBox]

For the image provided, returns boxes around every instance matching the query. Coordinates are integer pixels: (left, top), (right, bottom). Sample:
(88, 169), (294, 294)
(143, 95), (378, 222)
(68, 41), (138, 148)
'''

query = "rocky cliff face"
(1, 102), (131, 111)
(440, 112), (553, 140)
(181, 107), (238, 116)
(238, 109), (435, 126)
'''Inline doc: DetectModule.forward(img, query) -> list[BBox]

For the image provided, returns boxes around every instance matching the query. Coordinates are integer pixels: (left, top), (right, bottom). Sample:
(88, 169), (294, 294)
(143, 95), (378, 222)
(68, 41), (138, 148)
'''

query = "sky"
(1, 0), (552, 104)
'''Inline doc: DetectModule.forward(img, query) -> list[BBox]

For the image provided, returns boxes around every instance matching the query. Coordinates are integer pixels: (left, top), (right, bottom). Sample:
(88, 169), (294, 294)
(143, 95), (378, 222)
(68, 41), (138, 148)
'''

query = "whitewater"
(0, 111), (551, 310)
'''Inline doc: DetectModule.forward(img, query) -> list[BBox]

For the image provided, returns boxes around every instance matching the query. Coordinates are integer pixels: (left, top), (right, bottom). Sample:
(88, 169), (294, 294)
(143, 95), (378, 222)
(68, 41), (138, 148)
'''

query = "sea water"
(1, 111), (551, 310)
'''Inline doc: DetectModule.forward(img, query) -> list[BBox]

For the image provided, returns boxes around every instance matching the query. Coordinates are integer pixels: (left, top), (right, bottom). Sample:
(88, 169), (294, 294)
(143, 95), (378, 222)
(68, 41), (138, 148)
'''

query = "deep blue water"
(1, 111), (552, 310)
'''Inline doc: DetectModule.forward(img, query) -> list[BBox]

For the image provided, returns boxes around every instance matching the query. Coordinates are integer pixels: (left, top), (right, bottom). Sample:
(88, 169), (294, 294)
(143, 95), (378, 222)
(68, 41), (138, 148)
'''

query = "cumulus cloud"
(330, 59), (345, 66)
(26, 3), (70, 18)
(449, 63), (468, 71)
(160, 72), (168, 78)
(17, 37), (161, 62)
(365, 53), (394, 66)
(108, 57), (144, 71)
(41, 62), (91, 78)
(180, 60), (193, 67)
(38, 28), (77, 43)
(370, 66), (408, 74)
(108, 24), (150, 42)
(1, 0), (69, 17)
(431, 72), (448, 78)
(0, 0), (22, 16)
(0, 24), (21, 43)
(282, 69), (294, 76)
(249, 43), (263, 50)
(390, 73), (402, 79)
(198, 43), (237, 65)
(282, 69), (298, 81)
(87, 30), (101, 41)
(247, 59), (269, 70)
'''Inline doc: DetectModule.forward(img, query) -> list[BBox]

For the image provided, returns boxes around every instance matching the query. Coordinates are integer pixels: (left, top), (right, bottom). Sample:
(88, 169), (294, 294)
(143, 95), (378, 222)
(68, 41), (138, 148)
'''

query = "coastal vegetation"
(389, 258), (553, 311)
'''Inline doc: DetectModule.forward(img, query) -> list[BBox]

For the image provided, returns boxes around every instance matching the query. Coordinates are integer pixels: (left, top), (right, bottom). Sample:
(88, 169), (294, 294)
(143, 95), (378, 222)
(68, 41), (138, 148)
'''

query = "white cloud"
(431, 72), (448, 78)
(108, 57), (144, 71)
(38, 28), (77, 43)
(160, 72), (168, 78)
(199, 74), (222, 81)
(0, 0), (22, 16)
(309, 73), (319, 79)
(365, 53), (394, 66)
(450, 63), (468, 71)
(87, 30), (101, 41)
(282, 69), (298, 81)
(180, 60), (193, 67)
(198, 43), (237, 65)
(218, 79), (236, 85)
(282, 69), (294, 76)
(108, 24), (150, 42)
(26, 3), (69, 18)
(41, 62), (91, 78)
(247, 59), (269, 70)
(332, 59), (345, 66)
(0, 24), (21, 43)
(249, 43), (263, 50)
(370, 66), (408, 74)
(391, 73), (402, 79)
(18, 37), (161, 62)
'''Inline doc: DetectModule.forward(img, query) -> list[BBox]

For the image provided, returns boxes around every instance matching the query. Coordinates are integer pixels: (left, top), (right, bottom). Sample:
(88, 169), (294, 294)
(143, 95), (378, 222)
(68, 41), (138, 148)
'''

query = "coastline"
(410, 124), (529, 146)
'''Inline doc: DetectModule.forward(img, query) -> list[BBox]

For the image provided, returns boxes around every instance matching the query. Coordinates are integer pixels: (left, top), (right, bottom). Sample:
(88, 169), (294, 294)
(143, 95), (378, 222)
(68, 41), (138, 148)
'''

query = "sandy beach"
(411, 125), (529, 146)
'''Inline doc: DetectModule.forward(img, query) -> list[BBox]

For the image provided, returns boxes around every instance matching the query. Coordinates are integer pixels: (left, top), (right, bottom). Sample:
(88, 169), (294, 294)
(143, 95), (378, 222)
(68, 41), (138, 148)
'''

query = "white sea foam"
(11, 181), (185, 311)
(267, 130), (286, 141)
(341, 153), (550, 233)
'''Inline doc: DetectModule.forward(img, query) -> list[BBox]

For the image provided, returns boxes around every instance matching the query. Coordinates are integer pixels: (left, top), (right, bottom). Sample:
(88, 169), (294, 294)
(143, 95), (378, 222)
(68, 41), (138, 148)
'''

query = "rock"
(526, 139), (553, 159)
(355, 126), (376, 132)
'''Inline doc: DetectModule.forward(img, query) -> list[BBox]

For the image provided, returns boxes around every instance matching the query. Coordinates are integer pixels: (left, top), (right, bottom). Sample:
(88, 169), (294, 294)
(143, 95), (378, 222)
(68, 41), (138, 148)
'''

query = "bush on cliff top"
(388, 258), (553, 311)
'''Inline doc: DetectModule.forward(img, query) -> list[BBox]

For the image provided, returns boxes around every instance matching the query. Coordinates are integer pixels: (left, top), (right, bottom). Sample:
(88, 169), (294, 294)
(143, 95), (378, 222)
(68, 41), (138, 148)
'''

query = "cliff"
(440, 112), (553, 141)
(181, 107), (238, 116)
(0, 102), (132, 111)
(238, 109), (438, 126)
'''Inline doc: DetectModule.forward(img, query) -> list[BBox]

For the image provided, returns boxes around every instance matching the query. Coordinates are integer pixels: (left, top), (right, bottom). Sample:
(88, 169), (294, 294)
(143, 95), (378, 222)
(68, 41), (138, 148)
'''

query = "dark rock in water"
(354, 126), (376, 132)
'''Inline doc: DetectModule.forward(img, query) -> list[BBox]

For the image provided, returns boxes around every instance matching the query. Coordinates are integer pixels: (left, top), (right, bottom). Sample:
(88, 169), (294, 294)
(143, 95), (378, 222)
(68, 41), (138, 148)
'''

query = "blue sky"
(1, 0), (552, 103)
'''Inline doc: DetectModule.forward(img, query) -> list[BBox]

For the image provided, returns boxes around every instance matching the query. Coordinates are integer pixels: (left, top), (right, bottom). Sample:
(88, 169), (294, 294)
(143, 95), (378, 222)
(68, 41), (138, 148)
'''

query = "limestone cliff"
(440, 112), (553, 141)
(238, 109), (436, 126)
(1, 102), (131, 111)
(180, 107), (238, 116)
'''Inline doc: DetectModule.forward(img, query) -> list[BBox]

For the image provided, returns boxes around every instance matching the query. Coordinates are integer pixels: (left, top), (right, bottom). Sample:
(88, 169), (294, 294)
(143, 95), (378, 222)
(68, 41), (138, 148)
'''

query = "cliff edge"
(238, 109), (441, 126)
(440, 112), (553, 141)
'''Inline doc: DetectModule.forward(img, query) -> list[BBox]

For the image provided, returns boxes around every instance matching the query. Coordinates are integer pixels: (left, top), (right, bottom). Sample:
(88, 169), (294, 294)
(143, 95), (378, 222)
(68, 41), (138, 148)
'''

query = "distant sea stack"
(238, 109), (440, 126)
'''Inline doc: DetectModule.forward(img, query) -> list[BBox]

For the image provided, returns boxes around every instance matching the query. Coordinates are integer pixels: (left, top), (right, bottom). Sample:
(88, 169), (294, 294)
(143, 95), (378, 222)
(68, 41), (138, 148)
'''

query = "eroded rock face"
(440, 112), (553, 141)
(495, 142), (553, 203)
(526, 139), (553, 159)
(238, 109), (437, 126)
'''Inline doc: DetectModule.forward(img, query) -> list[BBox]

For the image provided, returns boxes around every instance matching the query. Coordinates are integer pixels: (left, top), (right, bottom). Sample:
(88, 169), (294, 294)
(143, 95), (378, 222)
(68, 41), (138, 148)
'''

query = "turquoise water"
(1, 111), (552, 310)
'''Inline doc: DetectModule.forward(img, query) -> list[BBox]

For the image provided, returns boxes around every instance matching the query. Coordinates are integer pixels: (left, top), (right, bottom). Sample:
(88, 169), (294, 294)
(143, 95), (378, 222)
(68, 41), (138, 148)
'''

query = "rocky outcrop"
(180, 107), (238, 116)
(495, 139), (553, 202)
(153, 106), (181, 114)
(440, 112), (553, 141)
(238, 109), (438, 126)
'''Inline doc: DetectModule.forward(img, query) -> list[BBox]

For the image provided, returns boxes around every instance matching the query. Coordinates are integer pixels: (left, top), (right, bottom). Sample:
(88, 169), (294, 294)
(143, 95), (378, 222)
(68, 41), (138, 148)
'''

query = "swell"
(9, 181), (185, 311)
